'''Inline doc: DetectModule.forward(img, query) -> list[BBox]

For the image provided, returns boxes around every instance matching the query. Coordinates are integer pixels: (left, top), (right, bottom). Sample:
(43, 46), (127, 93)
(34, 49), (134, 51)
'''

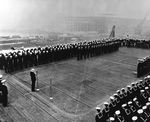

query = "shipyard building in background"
(64, 16), (150, 39)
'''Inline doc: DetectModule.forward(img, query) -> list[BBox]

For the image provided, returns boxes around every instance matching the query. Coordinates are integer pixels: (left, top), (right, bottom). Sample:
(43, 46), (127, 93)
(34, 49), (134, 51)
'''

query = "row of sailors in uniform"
(95, 75), (150, 122)
(77, 40), (120, 60)
(0, 39), (120, 73)
(126, 39), (150, 49)
(137, 56), (150, 78)
(118, 38), (150, 49)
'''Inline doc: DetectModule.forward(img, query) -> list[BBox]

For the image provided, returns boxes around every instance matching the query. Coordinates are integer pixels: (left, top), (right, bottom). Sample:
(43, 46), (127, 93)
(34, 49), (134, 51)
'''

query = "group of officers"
(95, 75), (150, 122)
(137, 56), (150, 78)
(126, 39), (150, 49)
(117, 38), (150, 49)
(0, 39), (121, 73)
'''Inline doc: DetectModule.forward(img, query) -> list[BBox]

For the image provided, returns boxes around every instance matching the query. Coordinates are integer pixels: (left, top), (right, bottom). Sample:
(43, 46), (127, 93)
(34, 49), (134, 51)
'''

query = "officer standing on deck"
(30, 68), (37, 92)
(0, 75), (8, 107)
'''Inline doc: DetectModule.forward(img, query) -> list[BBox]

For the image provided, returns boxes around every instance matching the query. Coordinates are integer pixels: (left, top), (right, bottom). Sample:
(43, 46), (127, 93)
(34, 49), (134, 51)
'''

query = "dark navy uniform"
(95, 106), (105, 122)
(0, 75), (8, 107)
(137, 59), (143, 78)
(30, 69), (36, 92)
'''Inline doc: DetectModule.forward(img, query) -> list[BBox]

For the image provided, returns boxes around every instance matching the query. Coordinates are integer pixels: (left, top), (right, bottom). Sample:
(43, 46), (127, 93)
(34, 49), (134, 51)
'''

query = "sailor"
(1, 54), (5, 70)
(4, 54), (9, 73)
(116, 90), (124, 105)
(0, 75), (8, 107)
(77, 44), (81, 60)
(23, 51), (28, 68)
(37, 49), (41, 65)
(103, 102), (110, 119)
(109, 96), (117, 116)
(95, 106), (105, 122)
(121, 88), (128, 102)
(0, 54), (3, 69)
(32, 50), (36, 66)
(10, 55), (14, 72)
(127, 85), (134, 99)
(114, 110), (125, 122)
(17, 51), (22, 70)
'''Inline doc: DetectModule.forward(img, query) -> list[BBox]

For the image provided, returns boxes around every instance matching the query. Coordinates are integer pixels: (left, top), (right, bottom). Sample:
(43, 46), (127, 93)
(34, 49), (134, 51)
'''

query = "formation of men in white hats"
(95, 75), (150, 122)
(0, 39), (120, 73)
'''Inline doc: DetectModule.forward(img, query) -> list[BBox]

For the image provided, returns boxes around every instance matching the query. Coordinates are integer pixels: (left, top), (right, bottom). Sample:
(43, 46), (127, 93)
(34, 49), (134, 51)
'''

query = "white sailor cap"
(142, 106), (147, 110)
(96, 106), (101, 110)
(115, 110), (120, 115)
(137, 109), (143, 114)
(146, 102), (150, 106)
(1, 79), (6, 84)
(110, 96), (114, 100)
(113, 93), (118, 97)
(109, 117), (115, 121)
(132, 116), (138, 121)
(103, 102), (109, 106)
(128, 101), (132, 105)
(121, 88), (125, 92)
(0, 75), (2, 80)
(122, 104), (127, 107)
(131, 82), (135, 86)
(148, 97), (150, 102)
(145, 75), (150, 80)
(127, 85), (131, 89)
(133, 97), (137, 101)
(116, 90), (120, 93)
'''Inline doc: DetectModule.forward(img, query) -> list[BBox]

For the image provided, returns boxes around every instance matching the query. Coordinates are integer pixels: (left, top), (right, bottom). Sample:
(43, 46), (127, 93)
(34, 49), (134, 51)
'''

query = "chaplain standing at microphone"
(30, 68), (37, 92)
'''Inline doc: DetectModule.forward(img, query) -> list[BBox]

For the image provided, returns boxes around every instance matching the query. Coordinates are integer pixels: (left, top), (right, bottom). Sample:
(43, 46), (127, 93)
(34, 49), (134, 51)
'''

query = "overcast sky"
(0, 0), (150, 31)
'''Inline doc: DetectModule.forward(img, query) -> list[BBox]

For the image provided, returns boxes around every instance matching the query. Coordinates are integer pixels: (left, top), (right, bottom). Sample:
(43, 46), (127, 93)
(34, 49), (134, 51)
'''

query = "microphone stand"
(36, 70), (39, 91)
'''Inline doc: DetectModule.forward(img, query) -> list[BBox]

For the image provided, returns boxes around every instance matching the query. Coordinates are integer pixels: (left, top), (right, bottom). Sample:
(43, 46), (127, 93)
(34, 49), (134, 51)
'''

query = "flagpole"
(49, 78), (53, 100)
